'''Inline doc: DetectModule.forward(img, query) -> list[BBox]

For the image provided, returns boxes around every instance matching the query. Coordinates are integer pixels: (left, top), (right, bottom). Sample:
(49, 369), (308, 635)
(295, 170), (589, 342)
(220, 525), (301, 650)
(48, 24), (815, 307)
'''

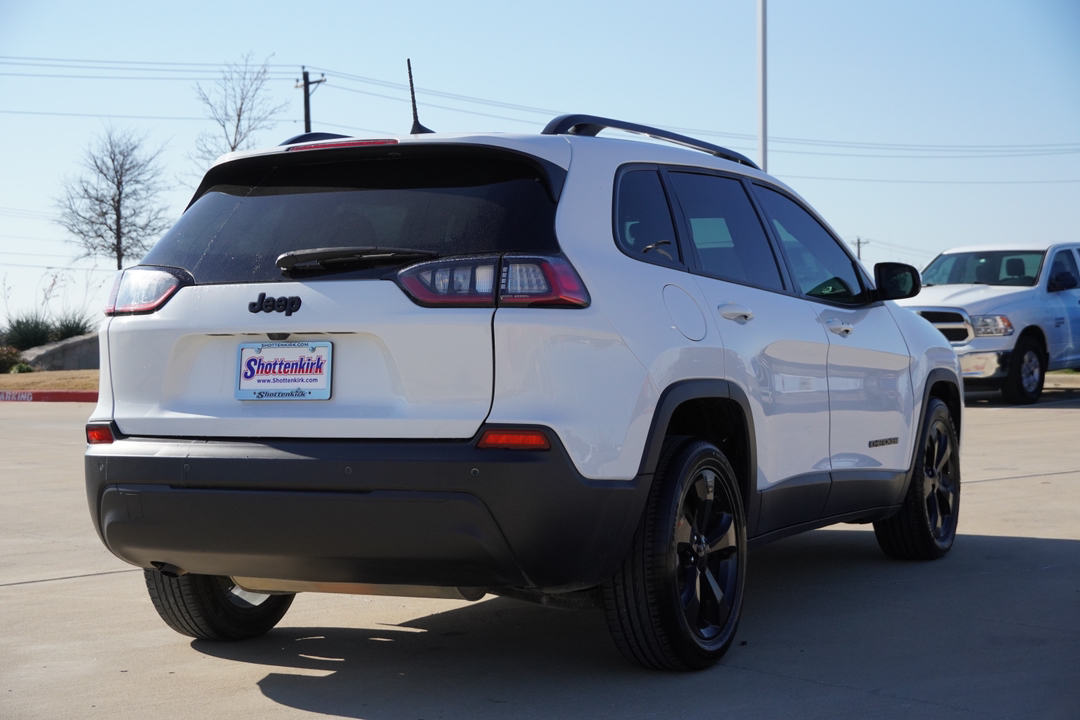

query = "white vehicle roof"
(936, 240), (1079, 254)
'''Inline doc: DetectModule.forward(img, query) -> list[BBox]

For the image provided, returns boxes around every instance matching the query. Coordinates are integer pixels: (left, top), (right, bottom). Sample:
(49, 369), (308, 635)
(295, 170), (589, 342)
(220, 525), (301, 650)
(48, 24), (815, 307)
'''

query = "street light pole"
(758, 0), (767, 173)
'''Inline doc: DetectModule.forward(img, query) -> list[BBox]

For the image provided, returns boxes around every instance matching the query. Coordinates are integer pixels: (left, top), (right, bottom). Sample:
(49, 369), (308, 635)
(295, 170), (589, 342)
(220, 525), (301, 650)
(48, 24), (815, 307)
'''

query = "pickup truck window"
(1048, 250), (1080, 290)
(922, 251), (1045, 287)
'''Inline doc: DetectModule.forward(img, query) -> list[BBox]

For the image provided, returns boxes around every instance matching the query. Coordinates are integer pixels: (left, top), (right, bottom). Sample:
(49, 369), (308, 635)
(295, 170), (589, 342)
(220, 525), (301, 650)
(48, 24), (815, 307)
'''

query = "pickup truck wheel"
(144, 570), (294, 640)
(873, 398), (960, 560)
(602, 438), (746, 670)
(1002, 336), (1045, 404)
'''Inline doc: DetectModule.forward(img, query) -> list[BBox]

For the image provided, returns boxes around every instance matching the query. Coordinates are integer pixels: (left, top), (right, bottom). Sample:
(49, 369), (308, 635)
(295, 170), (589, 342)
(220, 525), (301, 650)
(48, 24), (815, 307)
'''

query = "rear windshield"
(141, 153), (559, 283)
(922, 251), (1045, 287)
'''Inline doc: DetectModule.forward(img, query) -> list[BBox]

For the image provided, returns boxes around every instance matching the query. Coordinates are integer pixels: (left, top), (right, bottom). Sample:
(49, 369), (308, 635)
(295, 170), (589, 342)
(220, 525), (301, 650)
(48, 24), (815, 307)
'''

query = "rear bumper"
(85, 429), (650, 592)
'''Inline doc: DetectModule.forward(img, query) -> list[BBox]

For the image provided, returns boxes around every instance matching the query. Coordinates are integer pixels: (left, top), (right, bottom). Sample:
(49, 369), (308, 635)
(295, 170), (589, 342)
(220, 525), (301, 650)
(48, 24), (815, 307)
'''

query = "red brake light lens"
(499, 255), (590, 308)
(105, 266), (193, 316)
(477, 429), (551, 450)
(286, 139), (399, 152)
(394, 254), (589, 309)
(86, 423), (115, 444)
(396, 256), (499, 307)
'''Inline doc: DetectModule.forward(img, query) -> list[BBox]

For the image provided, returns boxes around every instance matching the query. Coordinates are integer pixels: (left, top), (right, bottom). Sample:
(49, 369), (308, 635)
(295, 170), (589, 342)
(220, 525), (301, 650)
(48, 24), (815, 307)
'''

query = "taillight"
(105, 266), (193, 316)
(477, 428), (551, 450)
(394, 254), (589, 309)
(396, 255), (498, 307)
(86, 423), (115, 444)
(499, 255), (590, 308)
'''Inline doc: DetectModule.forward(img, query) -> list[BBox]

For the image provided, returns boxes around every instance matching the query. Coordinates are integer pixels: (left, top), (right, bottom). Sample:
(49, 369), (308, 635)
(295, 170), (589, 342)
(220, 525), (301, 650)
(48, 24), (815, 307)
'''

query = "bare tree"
(56, 127), (171, 270)
(191, 53), (289, 167)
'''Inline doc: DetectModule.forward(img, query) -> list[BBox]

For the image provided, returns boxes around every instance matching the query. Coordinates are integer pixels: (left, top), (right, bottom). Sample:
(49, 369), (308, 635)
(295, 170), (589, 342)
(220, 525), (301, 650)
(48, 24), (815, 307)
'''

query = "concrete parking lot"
(2, 391), (1078, 719)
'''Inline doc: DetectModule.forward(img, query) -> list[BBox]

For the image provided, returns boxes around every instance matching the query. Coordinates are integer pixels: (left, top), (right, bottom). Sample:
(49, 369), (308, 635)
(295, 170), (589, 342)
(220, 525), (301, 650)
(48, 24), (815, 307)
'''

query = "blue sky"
(1, 0), (1078, 320)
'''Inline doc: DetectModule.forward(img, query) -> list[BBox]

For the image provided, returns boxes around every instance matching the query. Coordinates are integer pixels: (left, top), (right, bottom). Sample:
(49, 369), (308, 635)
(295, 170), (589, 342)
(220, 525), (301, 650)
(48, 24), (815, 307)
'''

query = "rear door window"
(667, 171), (784, 291)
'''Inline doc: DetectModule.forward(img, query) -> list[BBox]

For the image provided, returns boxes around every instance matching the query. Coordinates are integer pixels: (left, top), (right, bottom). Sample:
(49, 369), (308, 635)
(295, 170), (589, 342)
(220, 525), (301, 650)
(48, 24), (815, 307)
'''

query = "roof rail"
(541, 114), (760, 170)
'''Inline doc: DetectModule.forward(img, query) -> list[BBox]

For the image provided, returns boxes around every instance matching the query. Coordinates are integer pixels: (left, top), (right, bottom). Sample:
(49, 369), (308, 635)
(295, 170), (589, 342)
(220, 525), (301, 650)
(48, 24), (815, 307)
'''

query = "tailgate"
(107, 280), (494, 439)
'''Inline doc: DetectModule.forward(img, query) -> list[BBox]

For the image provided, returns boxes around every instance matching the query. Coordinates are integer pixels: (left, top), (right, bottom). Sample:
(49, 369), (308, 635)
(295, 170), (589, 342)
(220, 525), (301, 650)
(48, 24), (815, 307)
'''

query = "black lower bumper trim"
(86, 432), (651, 591)
(101, 485), (527, 586)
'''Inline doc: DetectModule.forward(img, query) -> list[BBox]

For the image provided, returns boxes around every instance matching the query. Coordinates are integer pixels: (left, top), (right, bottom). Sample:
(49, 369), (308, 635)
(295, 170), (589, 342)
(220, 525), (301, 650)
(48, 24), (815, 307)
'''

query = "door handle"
(826, 318), (854, 337)
(718, 303), (754, 322)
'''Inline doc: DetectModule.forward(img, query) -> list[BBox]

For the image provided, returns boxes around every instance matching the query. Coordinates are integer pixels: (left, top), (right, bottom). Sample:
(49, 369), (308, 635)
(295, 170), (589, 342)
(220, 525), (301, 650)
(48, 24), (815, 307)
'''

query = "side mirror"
(874, 262), (921, 300)
(1048, 271), (1078, 292)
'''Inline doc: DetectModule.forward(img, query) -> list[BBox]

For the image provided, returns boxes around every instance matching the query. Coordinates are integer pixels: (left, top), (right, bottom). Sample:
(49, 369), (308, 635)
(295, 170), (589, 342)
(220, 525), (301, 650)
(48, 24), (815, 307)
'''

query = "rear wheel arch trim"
(637, 380), (757, 516)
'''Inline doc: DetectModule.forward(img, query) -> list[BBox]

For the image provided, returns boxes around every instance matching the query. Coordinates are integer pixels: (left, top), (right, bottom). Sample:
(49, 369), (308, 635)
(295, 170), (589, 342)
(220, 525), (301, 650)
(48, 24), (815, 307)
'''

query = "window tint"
(755, 186), (867, 304)
(921, 251), (1045, 287)
(614, 170), (681, 266)
(141, 155), (558, 284)
(668, 172), (783, 291)
(1049, 249), (1079, 287)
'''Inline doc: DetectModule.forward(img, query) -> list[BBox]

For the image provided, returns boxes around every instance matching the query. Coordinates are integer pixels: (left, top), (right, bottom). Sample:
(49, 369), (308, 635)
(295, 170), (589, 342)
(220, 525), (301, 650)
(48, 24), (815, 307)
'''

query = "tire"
(1002, 336), (1045, 404)
(144, 570), (295, 641)
(873, 398), (960, 560)
(602, 438), (746, 670)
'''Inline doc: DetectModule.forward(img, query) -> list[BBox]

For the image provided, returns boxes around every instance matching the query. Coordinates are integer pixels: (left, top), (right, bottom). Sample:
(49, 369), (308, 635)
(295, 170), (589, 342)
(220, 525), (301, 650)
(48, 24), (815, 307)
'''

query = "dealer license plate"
(236, 341), (333, 400)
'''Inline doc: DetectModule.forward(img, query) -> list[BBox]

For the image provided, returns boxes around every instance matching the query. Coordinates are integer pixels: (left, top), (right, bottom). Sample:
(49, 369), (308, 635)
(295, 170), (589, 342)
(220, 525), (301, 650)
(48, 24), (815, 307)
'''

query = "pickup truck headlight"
(971, 315), (1014, 336)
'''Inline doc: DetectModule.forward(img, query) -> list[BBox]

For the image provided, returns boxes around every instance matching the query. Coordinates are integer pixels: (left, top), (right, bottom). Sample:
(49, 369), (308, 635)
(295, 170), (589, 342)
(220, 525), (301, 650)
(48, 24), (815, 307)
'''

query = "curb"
(0, 390), (98, 403)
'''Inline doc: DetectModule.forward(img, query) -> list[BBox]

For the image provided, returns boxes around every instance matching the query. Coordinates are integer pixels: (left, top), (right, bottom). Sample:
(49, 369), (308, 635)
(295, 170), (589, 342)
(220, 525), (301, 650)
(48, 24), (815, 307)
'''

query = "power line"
(0, 261), (114, 272)
(317, 120), (393, 135)
(308, 65), (565, 116)
(0, 72), (295, 82)
(4, 55), (1078, 155)
(325, 84), (543, 126)
(315, 65), (1080, 153)
(8, 100), (1074, 160)
(777, 174), (1080, 185)
(0, 109), (213, 121)
(0, 250), (79, 258)
(0, 206), (54, 220)
(0, 55), (294, 68)
(0, 234), (71, 244)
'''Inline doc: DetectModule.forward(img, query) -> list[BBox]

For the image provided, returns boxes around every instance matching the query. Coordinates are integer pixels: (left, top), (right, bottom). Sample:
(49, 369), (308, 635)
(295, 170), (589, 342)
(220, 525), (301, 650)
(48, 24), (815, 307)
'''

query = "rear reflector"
(86, 424), (115, 444)
(477, 429), (551, 450)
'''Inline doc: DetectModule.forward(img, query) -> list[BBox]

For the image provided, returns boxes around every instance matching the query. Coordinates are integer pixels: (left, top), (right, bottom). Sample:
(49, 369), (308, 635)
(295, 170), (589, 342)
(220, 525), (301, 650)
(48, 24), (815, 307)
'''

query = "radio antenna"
(407, 59), (434, 134)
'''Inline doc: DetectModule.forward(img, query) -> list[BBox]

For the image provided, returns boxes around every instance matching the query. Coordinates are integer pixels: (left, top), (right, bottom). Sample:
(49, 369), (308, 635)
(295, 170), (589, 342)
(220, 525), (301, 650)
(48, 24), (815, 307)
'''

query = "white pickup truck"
(897, 242), (1080, 403)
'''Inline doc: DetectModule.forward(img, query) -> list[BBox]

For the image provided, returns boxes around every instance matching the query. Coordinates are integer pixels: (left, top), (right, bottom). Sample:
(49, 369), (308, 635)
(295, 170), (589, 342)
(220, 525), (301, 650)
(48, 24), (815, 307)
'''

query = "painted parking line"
(0, 390), (98, 402)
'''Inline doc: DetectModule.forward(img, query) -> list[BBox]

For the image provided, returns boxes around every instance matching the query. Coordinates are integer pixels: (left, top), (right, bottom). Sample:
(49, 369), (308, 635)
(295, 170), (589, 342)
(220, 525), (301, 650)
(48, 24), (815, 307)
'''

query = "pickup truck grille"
(912, 309), (973, 345)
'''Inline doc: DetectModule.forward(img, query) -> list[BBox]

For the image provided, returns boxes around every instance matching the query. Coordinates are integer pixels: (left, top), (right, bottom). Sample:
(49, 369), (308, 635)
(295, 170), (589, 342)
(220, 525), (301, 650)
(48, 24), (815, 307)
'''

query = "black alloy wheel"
(874, 398), (960, 560)
(921, 414), (960, 545)
(603, 438), (746, 670)
(674, 463), (740, 643)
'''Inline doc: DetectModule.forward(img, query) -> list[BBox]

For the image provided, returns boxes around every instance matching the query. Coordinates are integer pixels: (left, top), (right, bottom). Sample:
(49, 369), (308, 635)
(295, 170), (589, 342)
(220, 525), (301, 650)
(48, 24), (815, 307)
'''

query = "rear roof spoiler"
(542, 114), (760, 170)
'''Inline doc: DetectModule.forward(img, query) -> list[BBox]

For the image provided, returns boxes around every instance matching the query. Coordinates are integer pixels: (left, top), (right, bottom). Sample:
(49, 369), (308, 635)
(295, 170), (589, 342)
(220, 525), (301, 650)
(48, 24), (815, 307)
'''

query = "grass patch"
(3, 312), (53, 351)
(51, 310), (95, 342)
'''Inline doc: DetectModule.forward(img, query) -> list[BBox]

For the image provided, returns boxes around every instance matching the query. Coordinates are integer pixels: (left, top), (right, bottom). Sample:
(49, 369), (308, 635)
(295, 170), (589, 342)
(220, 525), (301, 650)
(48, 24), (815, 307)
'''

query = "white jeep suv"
(85, 115), (963, 670)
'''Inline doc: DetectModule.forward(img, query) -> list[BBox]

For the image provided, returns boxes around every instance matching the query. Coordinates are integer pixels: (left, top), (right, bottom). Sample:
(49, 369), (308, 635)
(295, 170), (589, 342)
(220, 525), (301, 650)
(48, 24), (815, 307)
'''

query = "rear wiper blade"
(276, 246), (438, 272)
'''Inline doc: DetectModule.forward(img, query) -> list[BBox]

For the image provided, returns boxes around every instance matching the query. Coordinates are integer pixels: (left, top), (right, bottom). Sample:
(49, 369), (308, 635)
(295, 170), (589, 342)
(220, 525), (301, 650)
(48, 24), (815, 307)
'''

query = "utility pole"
(295, 67), (326, 133)
(854, 236), (869, 260)
(758, 0), (767, 173)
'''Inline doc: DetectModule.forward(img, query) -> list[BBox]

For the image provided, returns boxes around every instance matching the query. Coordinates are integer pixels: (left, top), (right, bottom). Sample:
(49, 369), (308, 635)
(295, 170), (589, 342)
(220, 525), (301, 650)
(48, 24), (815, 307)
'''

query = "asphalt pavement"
(2, 391), (1078, 719)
